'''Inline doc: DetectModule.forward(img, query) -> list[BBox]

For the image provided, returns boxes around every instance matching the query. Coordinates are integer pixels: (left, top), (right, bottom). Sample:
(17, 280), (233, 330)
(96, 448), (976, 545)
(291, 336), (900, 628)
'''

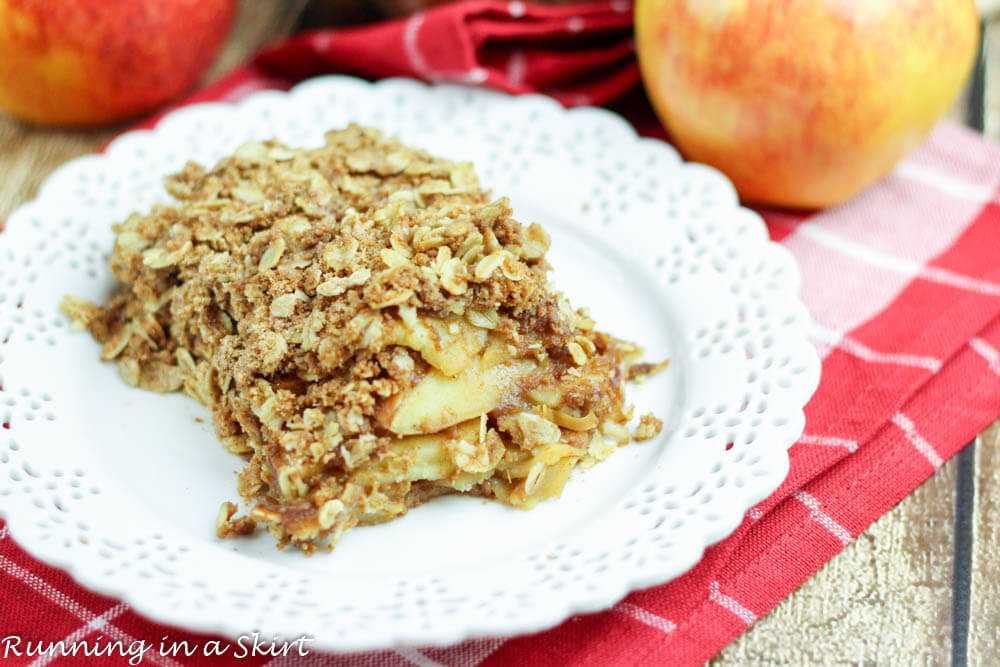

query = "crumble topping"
(65, 125), (665, 553)
(634, 413), (665, 442)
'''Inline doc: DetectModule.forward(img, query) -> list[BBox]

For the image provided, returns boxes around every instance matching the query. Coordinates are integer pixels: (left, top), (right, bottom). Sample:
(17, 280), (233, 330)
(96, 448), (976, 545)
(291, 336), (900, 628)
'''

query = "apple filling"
(64, 125), (664, 553)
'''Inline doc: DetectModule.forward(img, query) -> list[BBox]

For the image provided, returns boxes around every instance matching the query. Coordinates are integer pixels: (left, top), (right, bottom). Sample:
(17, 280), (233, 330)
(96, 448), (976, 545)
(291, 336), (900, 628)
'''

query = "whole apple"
(0, 0), (238, 126)
(636, 0), (979, 209)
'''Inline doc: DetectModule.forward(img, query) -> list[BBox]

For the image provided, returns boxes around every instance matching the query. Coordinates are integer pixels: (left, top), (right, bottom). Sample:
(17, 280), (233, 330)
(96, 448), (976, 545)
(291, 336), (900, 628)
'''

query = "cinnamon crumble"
(64, 125), (665, 553)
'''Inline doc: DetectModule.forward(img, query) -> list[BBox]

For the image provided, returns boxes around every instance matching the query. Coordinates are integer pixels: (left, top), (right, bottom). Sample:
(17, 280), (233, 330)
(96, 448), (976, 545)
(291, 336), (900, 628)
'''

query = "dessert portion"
(64, 125), (664, 553)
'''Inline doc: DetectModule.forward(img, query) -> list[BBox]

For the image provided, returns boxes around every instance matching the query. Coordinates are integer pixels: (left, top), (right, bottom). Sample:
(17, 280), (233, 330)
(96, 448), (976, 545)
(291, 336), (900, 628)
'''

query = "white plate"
(0, 76), (820, 651)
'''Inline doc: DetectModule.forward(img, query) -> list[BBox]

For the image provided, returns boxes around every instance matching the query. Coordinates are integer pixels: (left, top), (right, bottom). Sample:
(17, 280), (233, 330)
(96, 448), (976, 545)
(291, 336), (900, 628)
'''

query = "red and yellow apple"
(636, 0), (979, 208)
(0, 0), (238, 127)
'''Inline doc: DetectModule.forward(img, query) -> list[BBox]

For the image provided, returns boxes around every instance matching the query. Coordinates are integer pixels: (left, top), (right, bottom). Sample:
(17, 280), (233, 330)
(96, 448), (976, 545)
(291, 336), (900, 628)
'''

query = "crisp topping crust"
(65, 125), (661, 553)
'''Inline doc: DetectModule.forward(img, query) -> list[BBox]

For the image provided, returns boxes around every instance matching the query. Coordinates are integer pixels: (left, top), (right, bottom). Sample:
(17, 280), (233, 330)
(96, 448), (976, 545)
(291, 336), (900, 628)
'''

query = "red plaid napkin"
(5, 1), (1000, 664)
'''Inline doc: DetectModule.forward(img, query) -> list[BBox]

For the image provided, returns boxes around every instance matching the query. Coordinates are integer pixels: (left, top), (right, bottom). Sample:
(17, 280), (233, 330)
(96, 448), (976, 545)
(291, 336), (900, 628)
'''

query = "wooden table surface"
(1, 2), (998, 663)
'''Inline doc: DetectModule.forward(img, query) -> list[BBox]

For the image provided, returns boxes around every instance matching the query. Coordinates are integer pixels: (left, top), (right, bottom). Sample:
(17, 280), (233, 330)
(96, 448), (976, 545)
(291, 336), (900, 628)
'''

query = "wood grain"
(970, 424), (1000, 663)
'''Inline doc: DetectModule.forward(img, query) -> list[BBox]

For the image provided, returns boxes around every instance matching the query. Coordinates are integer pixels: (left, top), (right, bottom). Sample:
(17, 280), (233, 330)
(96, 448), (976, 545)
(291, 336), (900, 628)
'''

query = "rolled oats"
(259, 238), (286, 272)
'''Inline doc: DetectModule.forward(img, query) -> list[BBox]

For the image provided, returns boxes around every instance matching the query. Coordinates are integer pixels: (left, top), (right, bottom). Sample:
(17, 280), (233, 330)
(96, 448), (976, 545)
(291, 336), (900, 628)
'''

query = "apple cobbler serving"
(63, 125), (665, 553)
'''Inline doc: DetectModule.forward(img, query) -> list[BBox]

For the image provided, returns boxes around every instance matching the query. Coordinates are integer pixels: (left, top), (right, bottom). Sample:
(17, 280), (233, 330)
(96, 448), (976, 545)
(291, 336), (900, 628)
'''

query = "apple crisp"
(64, 125), (664, 553)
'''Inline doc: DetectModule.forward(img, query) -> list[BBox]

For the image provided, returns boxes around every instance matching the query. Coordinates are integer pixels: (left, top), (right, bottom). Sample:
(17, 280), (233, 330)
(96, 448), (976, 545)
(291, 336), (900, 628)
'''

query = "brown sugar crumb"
(634, 413), (664, 442)
(216, 501), (257, 538)
(627, 359), (671, 382)
(66, 125), (666, 553)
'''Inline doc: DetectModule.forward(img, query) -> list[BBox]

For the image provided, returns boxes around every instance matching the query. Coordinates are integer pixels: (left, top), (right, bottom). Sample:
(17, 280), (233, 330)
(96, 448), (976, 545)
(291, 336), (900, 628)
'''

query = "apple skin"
(0, 0), (238, 127)
(635, 0), (979, 209)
